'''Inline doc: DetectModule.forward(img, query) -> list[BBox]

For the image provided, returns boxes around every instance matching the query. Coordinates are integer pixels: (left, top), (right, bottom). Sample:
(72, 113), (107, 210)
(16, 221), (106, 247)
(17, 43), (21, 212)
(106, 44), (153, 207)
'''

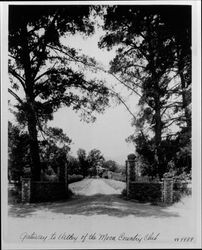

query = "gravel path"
(70, 179), (121, 196)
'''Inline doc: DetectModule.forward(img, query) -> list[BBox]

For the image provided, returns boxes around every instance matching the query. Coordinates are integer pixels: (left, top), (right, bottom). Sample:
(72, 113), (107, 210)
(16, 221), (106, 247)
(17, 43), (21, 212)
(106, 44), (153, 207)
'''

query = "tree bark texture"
(26, 100), (41, 181)
(179, 70), (191, 129)
(177, 47), (191, 130)
(21, 25), (41, 181)
(154, 93), (164, 177)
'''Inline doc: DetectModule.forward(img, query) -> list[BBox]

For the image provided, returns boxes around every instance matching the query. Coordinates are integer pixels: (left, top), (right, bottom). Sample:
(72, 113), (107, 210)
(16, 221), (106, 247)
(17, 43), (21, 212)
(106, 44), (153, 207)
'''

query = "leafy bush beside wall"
(129, 182), (162, 203)
(173, 181), (191, 194)
(173, 180), (192, 202)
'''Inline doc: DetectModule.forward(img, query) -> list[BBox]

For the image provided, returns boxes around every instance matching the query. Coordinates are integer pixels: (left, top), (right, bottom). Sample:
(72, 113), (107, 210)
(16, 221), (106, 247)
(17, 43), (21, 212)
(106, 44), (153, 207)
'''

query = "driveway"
(6, 179), (197, 247)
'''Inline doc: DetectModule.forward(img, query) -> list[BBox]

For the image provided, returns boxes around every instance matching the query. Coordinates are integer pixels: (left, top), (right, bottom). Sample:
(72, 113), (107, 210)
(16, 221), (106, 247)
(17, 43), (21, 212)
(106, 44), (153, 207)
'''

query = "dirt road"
(69, 178), (124, 195)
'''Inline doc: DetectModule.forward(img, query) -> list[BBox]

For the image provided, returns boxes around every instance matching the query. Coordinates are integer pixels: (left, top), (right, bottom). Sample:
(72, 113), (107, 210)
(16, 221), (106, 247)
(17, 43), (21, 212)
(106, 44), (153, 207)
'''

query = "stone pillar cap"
(127, 154), (136, 160)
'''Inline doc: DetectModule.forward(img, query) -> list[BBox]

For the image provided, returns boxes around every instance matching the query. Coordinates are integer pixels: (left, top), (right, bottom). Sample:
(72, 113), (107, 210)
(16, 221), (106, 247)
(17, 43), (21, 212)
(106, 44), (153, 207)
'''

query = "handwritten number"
(174, 237), (194, 242)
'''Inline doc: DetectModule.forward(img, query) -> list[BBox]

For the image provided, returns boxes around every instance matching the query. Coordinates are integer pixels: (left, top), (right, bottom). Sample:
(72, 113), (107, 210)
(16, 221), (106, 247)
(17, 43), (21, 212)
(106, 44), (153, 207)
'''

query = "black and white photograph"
(1, 1), (201, 249)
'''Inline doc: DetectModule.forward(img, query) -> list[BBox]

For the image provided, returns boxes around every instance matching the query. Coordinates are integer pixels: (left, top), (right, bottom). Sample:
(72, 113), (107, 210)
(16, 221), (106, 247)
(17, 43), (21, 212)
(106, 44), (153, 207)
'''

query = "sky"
(8, 24), (140, 165)
(49, 27), (139, 164)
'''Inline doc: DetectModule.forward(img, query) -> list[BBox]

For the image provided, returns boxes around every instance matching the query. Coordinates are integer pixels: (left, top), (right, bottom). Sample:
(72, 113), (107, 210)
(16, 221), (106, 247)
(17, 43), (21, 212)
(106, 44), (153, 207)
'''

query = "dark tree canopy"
(87, 149), (105, 176)
(9, 5), (109, 121)
(9, 5), (110, 180)
(99, 5), (191, 177)
(77, 148), (90, 177)
(102, 160), (119, 172)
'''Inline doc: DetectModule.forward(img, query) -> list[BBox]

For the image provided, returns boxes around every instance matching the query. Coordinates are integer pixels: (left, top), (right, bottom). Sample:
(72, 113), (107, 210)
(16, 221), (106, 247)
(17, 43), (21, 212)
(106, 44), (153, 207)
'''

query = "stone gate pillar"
(21, 178), (31, 203)
(59, 165), (65, 183)
(59, 163), (68, 194)
(163, 177), (174, 204)
(126, 154), (136, 197)
(64, 163), (68, 194)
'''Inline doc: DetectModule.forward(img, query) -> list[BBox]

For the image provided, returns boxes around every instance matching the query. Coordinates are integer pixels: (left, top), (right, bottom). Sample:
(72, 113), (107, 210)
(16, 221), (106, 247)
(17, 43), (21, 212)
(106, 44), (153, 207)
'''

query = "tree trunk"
(21, 25), (41, 181)
(177, 47), (191, 129)
(26, 100), (41, 181)
(179, 70), (191, 129)
(154, 89), (164, 177)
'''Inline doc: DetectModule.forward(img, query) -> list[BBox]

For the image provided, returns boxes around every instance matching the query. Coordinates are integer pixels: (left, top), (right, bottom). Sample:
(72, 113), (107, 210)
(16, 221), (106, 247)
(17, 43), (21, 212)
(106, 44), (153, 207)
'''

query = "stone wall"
(162, 178), (173, 204)
(125, 154), (174, 204)
(21, 179), (69, 203)
(21, 163), (69, 203)
(127, 178), (174, 204)
(21, 178), (31, 203)
(31, 181), (67, 202)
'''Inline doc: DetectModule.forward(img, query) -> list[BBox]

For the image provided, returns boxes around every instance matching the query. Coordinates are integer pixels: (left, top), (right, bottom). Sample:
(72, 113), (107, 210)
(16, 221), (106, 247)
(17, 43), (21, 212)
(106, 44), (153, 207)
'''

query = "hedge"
(173, 180), (192, 202)
(128, 182), (162, 202)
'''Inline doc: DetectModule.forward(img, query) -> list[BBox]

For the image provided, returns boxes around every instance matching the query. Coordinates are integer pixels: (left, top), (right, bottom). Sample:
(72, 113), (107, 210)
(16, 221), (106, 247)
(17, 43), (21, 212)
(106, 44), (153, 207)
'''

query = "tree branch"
(47, 44), (144, 99)
(163, 116), (182, 123)
(47, 44), (145, 111)
(120, 63), (146, 70)
(47, 44), (89, 66)
(163, 119), (178, 129)
(32, 11), (59, 80)
(33, 62), (57, 83)
(109, 72), (142, 98)
(131, 42), (149, 60)
(8, 88), (24, 104)
(163, 101), (182, 109)
(108, 88), (136, 120)
(9, 68), (26, 91)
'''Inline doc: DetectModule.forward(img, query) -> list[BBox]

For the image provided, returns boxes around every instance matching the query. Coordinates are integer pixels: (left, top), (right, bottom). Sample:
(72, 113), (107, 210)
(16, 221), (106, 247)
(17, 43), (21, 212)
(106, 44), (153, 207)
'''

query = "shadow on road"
(8, 194), (179, 218)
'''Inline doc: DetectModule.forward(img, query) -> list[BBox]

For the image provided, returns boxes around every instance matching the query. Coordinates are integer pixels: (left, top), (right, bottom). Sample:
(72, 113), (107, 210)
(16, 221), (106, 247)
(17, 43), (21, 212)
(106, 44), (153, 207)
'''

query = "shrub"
(68, 174), (83, 184)
(163, 172), (174, 178)
(66, 188), (74, 198)
(173, 172), (192, 196)
(8, 183), (22, 204)
(121, 188), (127, 197)
(173, 190), (183, 203)
(129, 182), (162, 202)
(173, 181), (191, 196)
(172, 173), (192, 203)
(174, 172), (191, 182)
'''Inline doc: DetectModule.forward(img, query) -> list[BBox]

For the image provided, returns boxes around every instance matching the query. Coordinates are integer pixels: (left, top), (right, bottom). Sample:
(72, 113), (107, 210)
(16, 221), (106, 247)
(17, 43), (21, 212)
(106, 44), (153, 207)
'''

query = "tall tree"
(9, 5), (109, 180)
(103, 160), (118, 172)
(77, 148), (89, 177)
(159, 7), (191, 129)
(99, 5), (191, 177)
(87, 149), (105, 176)
(39, 126), (72, 173)
(161, 8), (191, 175)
